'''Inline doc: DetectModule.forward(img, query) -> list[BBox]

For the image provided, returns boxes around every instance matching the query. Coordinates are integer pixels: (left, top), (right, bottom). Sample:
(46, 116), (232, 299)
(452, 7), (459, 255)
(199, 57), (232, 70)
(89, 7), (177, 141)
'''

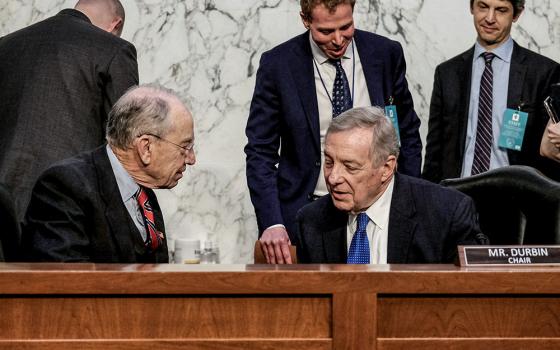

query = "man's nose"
(332, 31), (343, 46)
(185, 150), (196, 165)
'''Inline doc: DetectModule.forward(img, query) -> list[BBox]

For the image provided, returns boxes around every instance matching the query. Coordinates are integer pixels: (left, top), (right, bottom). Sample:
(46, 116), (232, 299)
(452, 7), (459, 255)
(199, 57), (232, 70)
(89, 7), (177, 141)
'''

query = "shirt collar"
(349, 176), (395, 231)
(474, 36), (514, 63)
(309, 31), (354, 65)
(106, 145), (140, 202)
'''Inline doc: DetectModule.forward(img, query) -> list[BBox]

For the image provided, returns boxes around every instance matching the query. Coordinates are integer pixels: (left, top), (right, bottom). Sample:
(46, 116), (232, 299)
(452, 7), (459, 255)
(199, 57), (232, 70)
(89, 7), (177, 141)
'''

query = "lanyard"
(313, 40), (356, 109)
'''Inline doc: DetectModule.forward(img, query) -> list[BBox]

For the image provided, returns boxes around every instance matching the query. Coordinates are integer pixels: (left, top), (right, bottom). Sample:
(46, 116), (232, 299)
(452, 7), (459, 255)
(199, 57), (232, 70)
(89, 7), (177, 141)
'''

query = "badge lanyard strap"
(313, 41), (356, 109)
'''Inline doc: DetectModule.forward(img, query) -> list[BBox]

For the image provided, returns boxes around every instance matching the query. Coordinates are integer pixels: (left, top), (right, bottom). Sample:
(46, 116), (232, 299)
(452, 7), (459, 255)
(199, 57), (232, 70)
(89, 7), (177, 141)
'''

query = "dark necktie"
(471, 52), (495, 175)
(135, 187), (163, 252)
(347, 213), (370, 264)
(330, 58), (353, 118)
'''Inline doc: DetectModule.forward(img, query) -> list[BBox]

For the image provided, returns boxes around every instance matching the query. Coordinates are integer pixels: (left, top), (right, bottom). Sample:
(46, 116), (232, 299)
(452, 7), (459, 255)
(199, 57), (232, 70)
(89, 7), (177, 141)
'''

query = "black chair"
(440, 166), (560, 245)
(0, 184), (21, 261)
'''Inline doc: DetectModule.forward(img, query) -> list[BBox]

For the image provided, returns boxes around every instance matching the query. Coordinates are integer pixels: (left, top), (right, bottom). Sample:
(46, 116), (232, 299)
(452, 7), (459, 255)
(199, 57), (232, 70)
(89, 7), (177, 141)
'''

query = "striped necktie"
(135, 187), (163, 252)
(471, 52), (495, 175)
(330, 58), (353, 118)
(347, 213), (370, 264)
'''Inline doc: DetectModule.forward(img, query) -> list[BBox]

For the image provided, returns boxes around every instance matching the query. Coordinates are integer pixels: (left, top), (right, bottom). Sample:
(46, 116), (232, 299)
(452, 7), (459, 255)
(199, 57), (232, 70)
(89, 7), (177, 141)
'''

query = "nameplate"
(458, 245), (560, 266)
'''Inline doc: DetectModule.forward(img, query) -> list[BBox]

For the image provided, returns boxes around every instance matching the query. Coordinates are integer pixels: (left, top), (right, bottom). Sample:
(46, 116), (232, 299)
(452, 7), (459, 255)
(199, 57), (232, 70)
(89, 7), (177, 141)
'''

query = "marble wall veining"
(1, 0), (559, 263)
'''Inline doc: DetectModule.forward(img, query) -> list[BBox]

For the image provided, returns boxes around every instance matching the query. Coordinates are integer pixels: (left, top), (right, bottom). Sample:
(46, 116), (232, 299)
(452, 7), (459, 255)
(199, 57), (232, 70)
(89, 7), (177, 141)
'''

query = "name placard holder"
(457, 245), (560, 267)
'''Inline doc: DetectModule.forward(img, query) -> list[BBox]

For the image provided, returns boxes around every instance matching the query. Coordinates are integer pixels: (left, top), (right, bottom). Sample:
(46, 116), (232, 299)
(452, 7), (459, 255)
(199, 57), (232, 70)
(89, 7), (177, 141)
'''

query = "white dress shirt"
(346, 177), (395, 264)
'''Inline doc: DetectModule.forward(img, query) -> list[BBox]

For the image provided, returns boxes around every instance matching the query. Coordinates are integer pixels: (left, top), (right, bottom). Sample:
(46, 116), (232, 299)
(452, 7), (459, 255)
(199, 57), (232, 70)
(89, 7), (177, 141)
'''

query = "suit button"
(315, 160), (321, 167)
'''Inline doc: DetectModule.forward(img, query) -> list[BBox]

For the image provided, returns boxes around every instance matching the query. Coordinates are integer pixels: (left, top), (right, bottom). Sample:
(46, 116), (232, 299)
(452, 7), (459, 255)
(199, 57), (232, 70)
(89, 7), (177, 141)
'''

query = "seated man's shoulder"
(401, 174), (470, 203)
(36, 151), (98, 192)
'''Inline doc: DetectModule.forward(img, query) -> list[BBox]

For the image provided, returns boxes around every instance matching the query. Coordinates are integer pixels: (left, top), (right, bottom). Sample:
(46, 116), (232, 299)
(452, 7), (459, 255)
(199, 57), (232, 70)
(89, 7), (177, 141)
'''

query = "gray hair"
(106, 84), (180, 149)
(327, 106), (400, 167)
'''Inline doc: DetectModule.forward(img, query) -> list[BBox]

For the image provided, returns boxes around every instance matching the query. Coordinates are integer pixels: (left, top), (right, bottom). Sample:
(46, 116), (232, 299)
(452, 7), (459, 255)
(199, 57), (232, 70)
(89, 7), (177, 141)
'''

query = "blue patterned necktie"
(347, 212), (370, 264)
(472, 52), (495, 175)
(330, 58), (353, 118)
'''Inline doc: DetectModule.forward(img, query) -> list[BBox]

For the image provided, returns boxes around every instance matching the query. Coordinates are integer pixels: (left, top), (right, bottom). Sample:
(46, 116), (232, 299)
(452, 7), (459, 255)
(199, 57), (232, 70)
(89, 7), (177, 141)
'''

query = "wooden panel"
(378, 295), (560, 337)
(0, 340), (331, 350)
(0, 296), (331, 339)
(333, 292), (376, 350)
(378, 338), (560, 350)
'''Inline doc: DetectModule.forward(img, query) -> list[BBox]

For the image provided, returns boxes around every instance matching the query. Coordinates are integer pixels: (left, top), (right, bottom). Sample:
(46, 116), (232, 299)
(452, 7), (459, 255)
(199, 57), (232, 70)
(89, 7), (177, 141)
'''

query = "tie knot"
(329, 58), (343, 68)
(356, 213), (369, 232)
(482, 52), (495, 65)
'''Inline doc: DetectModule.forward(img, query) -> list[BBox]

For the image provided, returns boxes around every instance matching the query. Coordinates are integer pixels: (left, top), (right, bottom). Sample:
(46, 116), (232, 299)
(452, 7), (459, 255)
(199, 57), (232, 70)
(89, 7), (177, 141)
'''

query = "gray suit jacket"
(296, 174), (483, 264)
(21, 146), (168, 263)
(423, 42), (560, 183)
(0, 9), (139, 221)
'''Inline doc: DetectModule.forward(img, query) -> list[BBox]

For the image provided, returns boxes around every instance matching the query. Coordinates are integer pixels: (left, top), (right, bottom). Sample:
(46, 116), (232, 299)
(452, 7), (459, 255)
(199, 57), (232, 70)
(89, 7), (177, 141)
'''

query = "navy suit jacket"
(245, 30), (422, 242)
(296, 174), (483, 264)
(423, 42), (560, 183)
(21, 146), (169, 263)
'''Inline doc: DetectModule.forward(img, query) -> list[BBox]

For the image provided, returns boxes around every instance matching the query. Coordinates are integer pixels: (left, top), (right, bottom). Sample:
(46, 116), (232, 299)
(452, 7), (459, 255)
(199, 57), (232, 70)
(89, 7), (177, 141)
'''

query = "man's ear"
(136, 135), (153, 165)
(380, 155), (397, 182)
(300, 11), (310, 29)
(108, 17), (123, 36)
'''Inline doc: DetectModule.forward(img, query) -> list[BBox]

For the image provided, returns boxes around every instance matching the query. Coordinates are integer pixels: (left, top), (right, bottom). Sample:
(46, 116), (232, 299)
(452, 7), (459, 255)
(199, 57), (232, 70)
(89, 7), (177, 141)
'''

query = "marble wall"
(1, 0), (559, 263)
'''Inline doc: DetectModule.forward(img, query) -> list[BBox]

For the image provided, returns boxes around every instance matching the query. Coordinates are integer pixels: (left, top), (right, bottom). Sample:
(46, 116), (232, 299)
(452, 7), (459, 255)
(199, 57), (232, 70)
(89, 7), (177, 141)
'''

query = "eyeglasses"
(145, 133), (194, 153)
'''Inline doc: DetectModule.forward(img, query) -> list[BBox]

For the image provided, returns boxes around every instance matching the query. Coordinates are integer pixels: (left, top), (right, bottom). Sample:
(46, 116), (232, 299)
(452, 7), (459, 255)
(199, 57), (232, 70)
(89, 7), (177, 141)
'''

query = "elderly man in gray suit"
(296, 107), (484, 264)
(0, 0), (138, 222)
(22, 85), (196, 263)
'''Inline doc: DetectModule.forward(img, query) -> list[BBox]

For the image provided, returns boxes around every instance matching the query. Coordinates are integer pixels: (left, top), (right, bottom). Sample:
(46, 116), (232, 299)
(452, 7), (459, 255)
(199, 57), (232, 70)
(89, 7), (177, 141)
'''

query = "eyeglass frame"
(144, 133), (194, 153)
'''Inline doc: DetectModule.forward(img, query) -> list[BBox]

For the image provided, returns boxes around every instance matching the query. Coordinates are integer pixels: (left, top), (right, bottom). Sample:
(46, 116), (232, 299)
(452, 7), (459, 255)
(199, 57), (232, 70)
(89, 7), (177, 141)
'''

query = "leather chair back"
(441, 166), (560, 245)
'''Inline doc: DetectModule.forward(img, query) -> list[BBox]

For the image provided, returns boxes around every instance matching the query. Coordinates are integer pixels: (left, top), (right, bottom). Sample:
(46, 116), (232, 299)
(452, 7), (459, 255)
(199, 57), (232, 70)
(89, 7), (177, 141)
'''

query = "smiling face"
(323, 127), (395, 214)
(302, 2), (355, 59)
(150, 101), (195, 189)
(471, 0), (521, 50)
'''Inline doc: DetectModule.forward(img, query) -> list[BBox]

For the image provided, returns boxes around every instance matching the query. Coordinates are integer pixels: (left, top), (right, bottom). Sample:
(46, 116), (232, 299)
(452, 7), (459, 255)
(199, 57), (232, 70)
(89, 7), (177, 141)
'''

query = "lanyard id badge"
(384, 97), (401, 146)
(498, 108), (528, 151)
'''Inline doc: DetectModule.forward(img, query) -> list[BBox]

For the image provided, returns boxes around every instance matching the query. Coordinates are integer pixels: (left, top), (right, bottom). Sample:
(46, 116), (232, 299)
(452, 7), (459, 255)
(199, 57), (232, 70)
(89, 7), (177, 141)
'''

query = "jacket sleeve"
(244, 52), (285, 235)
(22, 167), (91, 262)
(391, 41), (422, 177)
(422, 65), (444, 183)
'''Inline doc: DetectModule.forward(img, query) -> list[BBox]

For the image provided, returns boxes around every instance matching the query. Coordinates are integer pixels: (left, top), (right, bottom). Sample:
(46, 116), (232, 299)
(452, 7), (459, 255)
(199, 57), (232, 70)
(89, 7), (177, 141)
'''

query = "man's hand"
(259, 226), (292, 264)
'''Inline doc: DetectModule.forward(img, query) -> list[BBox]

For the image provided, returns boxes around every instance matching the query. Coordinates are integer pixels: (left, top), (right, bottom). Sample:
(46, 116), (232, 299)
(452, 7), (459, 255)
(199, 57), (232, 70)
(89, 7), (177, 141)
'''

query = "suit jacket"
(0, 9), (139, 221)
(296, 174), (482, 264)
(423, 42), (560, 183)
(21, 146), (169, 263)
(245, 30), (422, 242)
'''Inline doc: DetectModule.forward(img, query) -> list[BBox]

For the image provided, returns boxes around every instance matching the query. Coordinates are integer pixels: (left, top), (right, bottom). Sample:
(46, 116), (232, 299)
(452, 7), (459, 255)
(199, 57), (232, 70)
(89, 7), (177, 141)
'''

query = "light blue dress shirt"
(461, 37), (514, 177)
(106, 145), (147, 240)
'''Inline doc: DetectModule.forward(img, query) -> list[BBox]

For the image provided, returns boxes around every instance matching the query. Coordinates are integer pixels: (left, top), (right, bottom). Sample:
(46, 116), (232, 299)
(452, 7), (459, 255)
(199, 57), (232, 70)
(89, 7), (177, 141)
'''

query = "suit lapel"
(289, 32), (321, 153)
(354, 30), (385, 106)
(387, 174), (417, 263)
(458, 48), (475, 160)
(92, 146), (139, 260)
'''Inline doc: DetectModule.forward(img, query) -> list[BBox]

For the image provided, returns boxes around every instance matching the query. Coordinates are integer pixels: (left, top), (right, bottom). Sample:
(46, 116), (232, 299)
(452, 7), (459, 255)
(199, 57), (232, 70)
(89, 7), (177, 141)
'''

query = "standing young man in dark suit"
(22, 85), (196, 263)
(245, 0), (422, 264)
(0, 0), (139, 222)
(297, 107), (482, 264)
(423, 0), (560, 183)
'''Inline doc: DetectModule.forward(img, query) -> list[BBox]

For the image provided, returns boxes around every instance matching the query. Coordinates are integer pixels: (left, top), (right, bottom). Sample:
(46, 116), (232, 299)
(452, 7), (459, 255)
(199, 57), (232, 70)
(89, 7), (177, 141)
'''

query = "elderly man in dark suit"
(296, 107), (483, 264)
(245, 0), (422, 264)
(0, 0), (138, 222)
(21, 85), (196, 263)
(423, 0), (560, 183)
